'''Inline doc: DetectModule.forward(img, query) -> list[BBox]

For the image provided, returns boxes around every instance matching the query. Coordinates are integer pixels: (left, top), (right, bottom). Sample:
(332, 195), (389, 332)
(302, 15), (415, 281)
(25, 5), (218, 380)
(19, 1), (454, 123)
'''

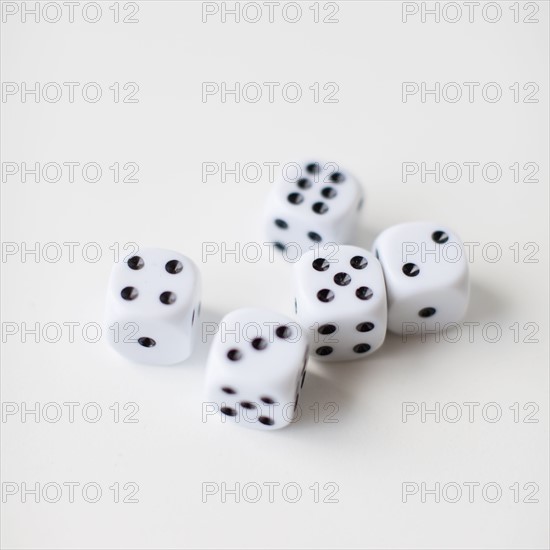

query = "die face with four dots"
(293, 245), (387, 362)
(204, 308), (308, 430)
(105, 248), (201, 365)
(372, 222), (469, 334)
(264, 160), (364, 255)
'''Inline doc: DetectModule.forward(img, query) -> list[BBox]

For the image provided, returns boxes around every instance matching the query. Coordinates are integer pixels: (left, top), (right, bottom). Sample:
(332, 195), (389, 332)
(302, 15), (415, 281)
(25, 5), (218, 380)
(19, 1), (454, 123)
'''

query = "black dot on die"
(261, 396), (275, 405)
(356, 322), (375, 332)
(318, 324), (336, 335)
(287, 192), (304, 205)
(418, 307), (437, 318)
(432, 231), (449, 244)
(121, 286), (138, 301)
(306, 162), (321, 175)
(308, 231), (322, 242)
(227, 349), (242, 361)
(317, 289), (335, 303)
(138, 337), (156, 348)
(356, 287), (373, 300)
(221, 407), (237, 417)
(274, 242), (286, 252)
(403, 263), (420, 277)
(221, 386), (236, 394)
(312, 258), (330, 271)
(258, 416), (274, 426)
(316, 346), (333, 356)
(275, 219), (288, 229)
(165, 260), (183, 274)
(297, 178), (312, 190)
(312, 202), (328, 215)
(240, 401), (256, 410)
(276, 325), (292, 339)
(334, 272), (351, 286)
(251, 338), (267, 351)
(353, 343), (371, 354)
(329, 172), (345, 183)
(350, 256), (368, 269)
(159, 291), (177, 305)
(127, 256), (144, 270)
(321, 187), (337, 199)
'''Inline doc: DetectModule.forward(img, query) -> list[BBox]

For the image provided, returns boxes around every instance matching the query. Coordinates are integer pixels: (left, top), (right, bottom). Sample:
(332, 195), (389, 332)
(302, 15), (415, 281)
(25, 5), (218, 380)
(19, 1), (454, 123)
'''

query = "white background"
(1, 1), (549, 549)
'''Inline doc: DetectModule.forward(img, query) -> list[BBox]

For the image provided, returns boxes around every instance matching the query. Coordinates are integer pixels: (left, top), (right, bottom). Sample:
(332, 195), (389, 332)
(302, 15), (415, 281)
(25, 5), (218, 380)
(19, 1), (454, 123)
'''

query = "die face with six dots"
(372, 222), (469, 334)
(105, 248), (201, 365)
(293, 245), (388, 361)
(264, 160), (364, 254)
(204, 308), (309, 430)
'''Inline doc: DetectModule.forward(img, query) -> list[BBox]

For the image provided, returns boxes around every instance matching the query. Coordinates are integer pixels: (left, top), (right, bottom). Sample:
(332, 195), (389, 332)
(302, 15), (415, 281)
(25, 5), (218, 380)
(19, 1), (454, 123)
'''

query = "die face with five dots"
(105, 248), (201, 365)
(204, 308), (308, 430)
(372, 222), (469, 334)
(264, 160), (364, 255)
(293, 245), (387, 362)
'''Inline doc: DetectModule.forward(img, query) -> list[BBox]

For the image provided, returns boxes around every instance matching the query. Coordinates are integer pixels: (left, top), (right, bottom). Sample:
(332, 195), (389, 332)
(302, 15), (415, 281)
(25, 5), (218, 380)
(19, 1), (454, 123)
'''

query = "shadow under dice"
(373, 222), (469, 334)
(204, 308), (309, 430)
(105, 248), (201, 365)
(294, 245), (387, 362)
(264, 160), (363, 255)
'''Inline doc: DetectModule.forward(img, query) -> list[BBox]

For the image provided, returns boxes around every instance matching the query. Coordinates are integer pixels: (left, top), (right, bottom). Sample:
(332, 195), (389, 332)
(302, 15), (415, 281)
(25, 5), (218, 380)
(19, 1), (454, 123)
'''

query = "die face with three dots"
(105, 248), (201, 365)
(264, 160), (364, 254)
(293, 245), (387, 362)
(204, 308), (309, 430)
(372, 222), (469, 334)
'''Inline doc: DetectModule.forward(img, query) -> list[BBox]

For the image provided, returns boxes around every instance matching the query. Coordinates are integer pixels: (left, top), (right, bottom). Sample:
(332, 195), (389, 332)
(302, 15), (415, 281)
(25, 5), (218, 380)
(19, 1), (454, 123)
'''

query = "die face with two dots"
(372, 222), (469, 334)
(264, 160), (364, 254)
(204, 308), (308, 430)
(105, 248), (201, 365)
(293, 245), (387, 362)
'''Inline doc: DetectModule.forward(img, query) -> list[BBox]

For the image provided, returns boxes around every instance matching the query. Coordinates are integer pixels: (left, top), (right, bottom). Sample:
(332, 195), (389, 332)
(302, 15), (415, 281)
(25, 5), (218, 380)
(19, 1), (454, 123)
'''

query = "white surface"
(1, 2), (549, 549)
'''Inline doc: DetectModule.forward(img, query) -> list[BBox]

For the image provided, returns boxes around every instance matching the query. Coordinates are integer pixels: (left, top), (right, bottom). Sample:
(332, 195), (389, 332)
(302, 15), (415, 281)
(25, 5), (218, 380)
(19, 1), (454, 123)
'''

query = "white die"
(264, 160), (363, 255)
(204, 308), (308, 430)
(105, 248), (201, 365)
(293, 245), (387, 361)
(372, 222), (469, 334)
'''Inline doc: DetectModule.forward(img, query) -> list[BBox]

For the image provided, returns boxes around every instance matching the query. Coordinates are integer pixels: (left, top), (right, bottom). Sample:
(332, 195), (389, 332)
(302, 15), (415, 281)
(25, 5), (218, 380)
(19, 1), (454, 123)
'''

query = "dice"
(204, 308), (308, 430)
(105, 248), (201, 365)
(373, 222), (469, 334)
(264, 160), (363, 254)
(293, 245), (387, 361)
